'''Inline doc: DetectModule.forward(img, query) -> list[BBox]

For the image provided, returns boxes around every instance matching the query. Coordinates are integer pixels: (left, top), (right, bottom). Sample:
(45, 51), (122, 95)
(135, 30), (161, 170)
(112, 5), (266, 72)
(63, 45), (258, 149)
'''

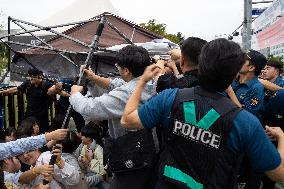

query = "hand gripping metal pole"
(43, 16), (106, 185)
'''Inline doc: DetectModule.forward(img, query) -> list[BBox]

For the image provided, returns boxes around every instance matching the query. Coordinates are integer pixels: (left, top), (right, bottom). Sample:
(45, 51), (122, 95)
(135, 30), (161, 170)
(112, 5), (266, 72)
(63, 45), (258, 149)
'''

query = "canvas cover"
(10, 13), (170, 81)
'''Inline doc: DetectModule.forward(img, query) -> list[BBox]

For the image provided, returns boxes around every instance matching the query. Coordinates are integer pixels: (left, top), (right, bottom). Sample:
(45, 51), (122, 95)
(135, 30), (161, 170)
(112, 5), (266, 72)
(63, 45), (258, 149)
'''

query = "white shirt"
(31, 151), (80, 189)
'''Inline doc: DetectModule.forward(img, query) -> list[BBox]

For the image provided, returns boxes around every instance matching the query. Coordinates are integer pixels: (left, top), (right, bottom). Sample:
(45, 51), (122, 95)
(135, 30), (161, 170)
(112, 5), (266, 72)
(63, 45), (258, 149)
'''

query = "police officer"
(260, 60), (284, 188)
(121, 39), (284, 189)
(230, 50), (267, 118)
(263, 60), (284, 87)
(156, 37), (207, 93)
(262, 60), (284, 127)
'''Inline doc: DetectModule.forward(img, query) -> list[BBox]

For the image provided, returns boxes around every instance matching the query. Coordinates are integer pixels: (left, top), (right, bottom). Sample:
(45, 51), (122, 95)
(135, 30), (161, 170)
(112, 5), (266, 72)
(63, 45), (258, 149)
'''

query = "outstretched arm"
(84, 67), (111, 89)
(121, 64), (160, 130)
(0, 87), (18, 95)
(0, 129), (68, 160)
(259, 79), (283, 91)
(226, 85), (243, 108)
(264, 126), (284, 182)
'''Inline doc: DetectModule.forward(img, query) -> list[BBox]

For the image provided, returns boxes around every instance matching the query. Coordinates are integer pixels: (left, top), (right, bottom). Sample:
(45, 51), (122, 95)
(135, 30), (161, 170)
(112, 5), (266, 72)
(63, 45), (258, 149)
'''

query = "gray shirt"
(70, 77), (156, 139)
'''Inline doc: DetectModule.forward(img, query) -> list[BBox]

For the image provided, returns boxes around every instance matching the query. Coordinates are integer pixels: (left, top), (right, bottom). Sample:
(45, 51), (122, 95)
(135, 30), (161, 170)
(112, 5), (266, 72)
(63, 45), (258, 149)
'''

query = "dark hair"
(247, 49), (267, 76)
(16, 117), (37, 137)
(181, 37), (207, 66)
(81, 122), (103, 145)
(0, 140), (5, 189)
(198, 38), (246, 91)
(266, 60), (283, 74)
(62, 131), (81, 154)
(28, 68), (43, 76)
(0, 127), (16, 140)
(117, 45), (151, 77)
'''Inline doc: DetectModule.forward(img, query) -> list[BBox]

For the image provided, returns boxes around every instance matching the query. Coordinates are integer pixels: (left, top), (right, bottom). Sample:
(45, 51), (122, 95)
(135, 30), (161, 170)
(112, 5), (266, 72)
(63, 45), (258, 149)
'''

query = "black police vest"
(159, 87), (241, 189)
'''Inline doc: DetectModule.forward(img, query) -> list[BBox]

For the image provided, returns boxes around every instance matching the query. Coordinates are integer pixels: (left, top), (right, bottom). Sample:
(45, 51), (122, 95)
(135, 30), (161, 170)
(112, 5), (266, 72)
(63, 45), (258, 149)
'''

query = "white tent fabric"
(38, 0), (119, 26)
(27, 0), (119, 35)
(9, 0), (119, 36)
(107, 41), (179, 59)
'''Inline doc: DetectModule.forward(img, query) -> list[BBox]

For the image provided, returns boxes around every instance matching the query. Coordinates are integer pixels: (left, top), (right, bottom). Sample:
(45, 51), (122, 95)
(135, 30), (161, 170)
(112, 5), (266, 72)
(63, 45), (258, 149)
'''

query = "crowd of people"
(0, 37), (284, 189)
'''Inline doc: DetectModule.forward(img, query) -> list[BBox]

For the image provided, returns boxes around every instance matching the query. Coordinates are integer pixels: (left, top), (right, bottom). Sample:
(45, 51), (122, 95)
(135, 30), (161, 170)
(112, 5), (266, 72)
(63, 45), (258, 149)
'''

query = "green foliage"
(0, 11), (8, 73)
(267, 55), (283, 64)
(140, 19), (166, 36)
(0, 42), (8, 71)
(140, 19), (185, 44)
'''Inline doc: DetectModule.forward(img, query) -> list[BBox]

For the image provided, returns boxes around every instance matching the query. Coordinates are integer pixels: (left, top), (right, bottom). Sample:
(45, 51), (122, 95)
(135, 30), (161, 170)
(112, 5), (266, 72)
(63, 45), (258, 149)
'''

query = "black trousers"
(110, 166), (156, 189)
(54, 104), (85, 132)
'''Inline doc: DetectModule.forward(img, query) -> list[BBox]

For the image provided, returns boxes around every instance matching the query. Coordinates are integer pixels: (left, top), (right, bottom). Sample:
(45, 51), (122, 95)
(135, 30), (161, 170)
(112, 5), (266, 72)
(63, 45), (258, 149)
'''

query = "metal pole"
(252, 1), (273, 4)
(7, 17), (11, 72)
(10, 17), (90, 48)
(5, 41), (76, 54)
(242, 0), (252, 51)
(12, 20), (78, 68)
(44, 16), (106, 185)
(0, 18), (98, 40)
(107, 21), (134, 44)
(43, 19), (107, 183)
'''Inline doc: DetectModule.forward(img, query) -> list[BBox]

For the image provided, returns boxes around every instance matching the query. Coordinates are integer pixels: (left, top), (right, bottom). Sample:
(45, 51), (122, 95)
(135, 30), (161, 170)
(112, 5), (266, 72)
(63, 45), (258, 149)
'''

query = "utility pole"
(242, 0), (252, 51)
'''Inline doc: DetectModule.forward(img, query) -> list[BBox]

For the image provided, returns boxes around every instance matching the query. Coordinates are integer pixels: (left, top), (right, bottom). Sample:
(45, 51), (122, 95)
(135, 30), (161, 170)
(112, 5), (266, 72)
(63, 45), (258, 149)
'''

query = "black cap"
(247, 49), (267, 76)
(266, 60), (283, 73)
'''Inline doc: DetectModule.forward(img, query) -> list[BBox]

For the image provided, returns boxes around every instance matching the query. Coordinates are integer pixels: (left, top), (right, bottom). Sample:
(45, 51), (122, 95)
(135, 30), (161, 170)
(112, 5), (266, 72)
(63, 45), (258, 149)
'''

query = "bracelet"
(32, 167), (38, 175)
(55, 158), (61, 166)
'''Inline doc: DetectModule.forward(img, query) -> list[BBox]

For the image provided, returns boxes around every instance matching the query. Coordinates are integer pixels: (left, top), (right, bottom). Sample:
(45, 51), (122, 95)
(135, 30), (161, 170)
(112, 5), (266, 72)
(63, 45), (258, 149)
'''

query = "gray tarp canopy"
(10, 13), (179, 81)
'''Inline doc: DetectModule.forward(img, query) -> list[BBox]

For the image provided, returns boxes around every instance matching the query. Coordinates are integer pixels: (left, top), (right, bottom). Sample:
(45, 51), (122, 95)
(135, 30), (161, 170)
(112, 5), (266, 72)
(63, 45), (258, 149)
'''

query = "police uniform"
(156, 87), (241, 188)
(138, 88), (280, 189)
(231, 77), (264, 119)
(263, 76), (284, 128)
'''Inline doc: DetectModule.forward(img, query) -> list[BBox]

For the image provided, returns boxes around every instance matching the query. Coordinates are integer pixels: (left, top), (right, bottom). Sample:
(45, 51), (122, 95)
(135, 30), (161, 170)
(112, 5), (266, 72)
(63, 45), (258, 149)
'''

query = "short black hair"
(247, 49), (267, 76)
(181, 37), (207, 66)
(28, 68), (43, 76)
(266, 60), (283, 74)
(81, 122), (102, 141)
(198, 38), (246, 91)
(117, 45), (151, 77)
(62, 131), (81, 153)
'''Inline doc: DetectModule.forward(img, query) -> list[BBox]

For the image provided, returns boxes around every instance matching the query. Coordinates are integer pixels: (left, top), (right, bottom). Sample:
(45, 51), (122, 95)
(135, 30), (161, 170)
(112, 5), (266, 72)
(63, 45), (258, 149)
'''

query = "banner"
(255, 16), (284, 49)
(254, 0), (284, 32)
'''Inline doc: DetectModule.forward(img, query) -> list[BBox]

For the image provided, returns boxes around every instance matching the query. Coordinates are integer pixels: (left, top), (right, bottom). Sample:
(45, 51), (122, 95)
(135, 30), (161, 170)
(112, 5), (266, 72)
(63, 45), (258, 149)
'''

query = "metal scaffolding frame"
(0, 15), (136, 151)
(0, 13), (134, 82)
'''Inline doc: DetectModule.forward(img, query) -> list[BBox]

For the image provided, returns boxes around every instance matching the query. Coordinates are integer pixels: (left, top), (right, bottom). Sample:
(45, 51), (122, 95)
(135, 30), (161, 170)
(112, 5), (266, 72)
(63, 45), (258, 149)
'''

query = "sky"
(0, 0), (269, 42)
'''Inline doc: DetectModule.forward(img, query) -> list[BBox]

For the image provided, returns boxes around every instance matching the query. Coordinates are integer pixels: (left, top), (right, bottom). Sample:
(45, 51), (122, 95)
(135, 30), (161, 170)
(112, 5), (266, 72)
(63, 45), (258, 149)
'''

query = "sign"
(254, 0), (284, 32)
(255, 16), (284, 49)
(252, 8), (267, 16)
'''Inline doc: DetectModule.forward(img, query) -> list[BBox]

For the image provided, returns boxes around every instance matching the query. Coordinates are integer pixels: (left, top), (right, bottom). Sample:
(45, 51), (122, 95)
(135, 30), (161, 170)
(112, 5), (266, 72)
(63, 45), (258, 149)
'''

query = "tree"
(0, 42), (8, 72)
(267, 54), (283, 64)
(0, 11), (8, 73)
(140, 19), (185, 44)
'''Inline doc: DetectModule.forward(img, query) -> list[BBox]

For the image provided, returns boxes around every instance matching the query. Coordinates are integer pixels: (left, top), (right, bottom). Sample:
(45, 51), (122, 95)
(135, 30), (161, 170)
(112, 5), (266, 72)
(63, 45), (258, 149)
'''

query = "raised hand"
(265, 126), (284, 141)
(45, 129), (68, 141)
(141, 64), (161, 83)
